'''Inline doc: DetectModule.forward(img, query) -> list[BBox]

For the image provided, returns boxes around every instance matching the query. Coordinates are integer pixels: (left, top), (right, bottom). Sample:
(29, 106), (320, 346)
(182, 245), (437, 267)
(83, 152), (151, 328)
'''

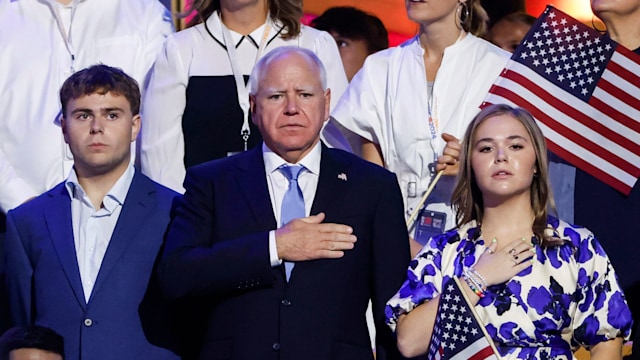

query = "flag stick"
(406, 170), (444, 228)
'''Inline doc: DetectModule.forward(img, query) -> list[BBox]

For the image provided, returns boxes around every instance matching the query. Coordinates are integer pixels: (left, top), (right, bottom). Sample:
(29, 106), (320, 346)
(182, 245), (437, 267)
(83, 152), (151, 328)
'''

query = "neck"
(56, 0), (73, 5)
(605, 17), (640, 51)
(418, 25), (465, 80)
(479, 194), (534, 249)
(418, 20), (465, 58)
(75, 164), (128, 210)
(220, 0), (268, 35)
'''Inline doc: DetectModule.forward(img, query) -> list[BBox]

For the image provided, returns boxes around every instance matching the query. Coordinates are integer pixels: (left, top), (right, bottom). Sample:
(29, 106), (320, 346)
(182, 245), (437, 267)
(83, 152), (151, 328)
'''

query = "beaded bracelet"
(462, 273), (485, 298)
(468, 267), (488, 290)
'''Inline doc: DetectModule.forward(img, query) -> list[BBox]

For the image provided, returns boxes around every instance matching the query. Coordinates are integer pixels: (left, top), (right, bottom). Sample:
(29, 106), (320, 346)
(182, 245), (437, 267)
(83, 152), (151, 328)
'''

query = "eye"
(76, 113), (90, 120)
(300, 92), (313, 98)
(336, 40), (348, 48)
(510, 143), (524, 150)
(478, 146), (492, 153)
(107, 113), (119, 120)
(268, 94), (283, 100)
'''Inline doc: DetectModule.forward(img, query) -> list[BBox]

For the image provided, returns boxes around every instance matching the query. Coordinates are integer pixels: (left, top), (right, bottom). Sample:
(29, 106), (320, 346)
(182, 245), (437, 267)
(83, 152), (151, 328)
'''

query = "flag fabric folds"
(426, 277), (499, 360)
(483, 6), (640, 195)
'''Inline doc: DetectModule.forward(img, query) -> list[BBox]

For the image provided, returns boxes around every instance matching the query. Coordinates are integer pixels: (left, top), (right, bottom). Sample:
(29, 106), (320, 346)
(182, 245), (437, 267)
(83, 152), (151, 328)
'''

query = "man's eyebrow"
(70, 108), (94, 115)
(101, 107), (125, 113)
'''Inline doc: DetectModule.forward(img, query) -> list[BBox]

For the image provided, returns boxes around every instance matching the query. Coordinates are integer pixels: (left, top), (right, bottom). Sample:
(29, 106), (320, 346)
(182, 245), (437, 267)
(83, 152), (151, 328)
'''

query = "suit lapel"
(234, 147), (277, 229)
(89, 172), (156, 302)
(310, 145), (352, 215)
(44, 184), (87, 309)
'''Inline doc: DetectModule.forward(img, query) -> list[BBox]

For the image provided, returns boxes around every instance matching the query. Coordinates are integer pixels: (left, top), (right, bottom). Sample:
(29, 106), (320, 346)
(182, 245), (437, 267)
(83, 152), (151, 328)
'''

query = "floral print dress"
(386, 216), (633, 359)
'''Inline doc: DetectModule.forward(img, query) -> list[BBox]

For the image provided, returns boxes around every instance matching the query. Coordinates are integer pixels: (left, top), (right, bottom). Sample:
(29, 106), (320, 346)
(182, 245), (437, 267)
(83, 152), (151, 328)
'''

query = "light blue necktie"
(280, 165), (305, 281)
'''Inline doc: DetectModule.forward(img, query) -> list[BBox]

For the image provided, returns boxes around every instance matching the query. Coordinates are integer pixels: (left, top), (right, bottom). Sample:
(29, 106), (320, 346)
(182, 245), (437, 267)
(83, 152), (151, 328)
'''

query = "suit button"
(83, 318), (93, 327)
(281, 299), (291, 307)
(272, 343), (280, 351)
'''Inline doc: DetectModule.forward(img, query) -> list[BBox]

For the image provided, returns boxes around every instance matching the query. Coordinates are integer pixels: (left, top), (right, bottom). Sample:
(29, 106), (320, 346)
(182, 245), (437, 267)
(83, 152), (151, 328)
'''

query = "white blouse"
(332, 34), (510, 234)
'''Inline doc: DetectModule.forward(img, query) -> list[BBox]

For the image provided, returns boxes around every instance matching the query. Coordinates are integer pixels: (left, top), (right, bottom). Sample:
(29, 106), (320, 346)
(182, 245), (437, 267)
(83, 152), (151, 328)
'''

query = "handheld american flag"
(426, 277), (499, 360)
(483, 6), (640, 195)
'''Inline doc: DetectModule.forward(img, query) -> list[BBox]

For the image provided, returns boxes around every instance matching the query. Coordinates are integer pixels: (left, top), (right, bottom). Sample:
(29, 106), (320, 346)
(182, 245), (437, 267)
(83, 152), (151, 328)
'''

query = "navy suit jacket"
(159, 144), (410, 360)
(4, 171), (180, 360)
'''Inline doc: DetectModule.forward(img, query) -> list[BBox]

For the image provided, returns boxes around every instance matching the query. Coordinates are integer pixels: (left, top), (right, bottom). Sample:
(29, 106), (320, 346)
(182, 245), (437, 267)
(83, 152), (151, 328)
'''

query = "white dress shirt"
(263, 142), (321, 266)
(65, 165), (135, 302)
(0, 0), (173, 212)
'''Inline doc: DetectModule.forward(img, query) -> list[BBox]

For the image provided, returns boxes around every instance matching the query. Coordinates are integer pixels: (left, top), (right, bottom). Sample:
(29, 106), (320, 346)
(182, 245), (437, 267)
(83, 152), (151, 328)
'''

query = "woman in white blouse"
(141, 0), (350, 193)
(332, 0), (510, 255)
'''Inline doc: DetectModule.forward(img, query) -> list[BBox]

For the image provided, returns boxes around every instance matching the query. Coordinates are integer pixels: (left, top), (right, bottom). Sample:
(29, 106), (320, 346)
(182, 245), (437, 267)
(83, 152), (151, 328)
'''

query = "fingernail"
(491, 237), (497, 243)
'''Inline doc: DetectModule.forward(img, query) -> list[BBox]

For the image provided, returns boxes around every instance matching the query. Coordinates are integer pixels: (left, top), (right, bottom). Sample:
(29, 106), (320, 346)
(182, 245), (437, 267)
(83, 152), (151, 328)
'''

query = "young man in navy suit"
(4, 65), (180, 360)
(159, 46), (410, 360)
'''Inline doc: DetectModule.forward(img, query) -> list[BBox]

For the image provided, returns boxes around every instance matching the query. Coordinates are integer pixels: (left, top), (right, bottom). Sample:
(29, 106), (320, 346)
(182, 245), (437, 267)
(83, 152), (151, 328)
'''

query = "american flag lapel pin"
(337, 173), (347, 181)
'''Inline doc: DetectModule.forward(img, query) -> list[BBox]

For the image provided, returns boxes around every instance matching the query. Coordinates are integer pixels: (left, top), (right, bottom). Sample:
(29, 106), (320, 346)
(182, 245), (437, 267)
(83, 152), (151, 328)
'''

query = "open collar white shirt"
(0, 0), (173, 212)
(263, 141), (321, 266)
(64, 165), (135, 302)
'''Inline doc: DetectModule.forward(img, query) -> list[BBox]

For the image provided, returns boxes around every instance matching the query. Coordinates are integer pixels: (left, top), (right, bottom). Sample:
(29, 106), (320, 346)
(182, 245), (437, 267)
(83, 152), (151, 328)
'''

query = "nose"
(495, 148), (507, 163)
(283, 94), (299, 115)
(89, 118), (104, 135)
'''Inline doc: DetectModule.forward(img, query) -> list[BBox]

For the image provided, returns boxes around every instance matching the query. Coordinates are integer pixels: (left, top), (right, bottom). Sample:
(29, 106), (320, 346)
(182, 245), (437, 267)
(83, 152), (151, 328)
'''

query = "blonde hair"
(460, 0), (489, 37)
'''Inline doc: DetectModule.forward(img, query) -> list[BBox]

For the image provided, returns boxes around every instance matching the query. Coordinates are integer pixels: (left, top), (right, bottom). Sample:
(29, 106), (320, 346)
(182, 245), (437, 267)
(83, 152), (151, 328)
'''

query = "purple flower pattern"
(386, 217), (633, 359)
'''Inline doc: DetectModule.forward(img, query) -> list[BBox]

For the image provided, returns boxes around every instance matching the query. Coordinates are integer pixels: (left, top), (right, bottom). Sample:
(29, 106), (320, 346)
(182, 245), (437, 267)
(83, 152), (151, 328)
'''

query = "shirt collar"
(65, 164), (135, 211)
(204, 10), (283, 47)
(263, 141), (321, 176)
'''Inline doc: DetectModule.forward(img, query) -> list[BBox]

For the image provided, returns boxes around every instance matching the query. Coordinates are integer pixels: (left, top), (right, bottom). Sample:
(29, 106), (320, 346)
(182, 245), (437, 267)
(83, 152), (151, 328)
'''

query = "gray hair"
(249, 46), (328, 95)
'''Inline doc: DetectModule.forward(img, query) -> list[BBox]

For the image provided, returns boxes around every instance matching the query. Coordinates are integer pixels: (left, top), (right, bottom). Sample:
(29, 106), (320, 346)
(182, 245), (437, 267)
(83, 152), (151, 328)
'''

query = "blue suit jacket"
(4, 171), (180, 360)
(159, 145), (410, 360)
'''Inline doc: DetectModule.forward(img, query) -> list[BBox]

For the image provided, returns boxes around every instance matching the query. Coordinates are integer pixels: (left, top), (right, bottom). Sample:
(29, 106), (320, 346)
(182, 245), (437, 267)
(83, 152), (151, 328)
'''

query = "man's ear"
(61, 117), (70, 144)
(131, 114), (141, 142)
(323, 88), (331, 121)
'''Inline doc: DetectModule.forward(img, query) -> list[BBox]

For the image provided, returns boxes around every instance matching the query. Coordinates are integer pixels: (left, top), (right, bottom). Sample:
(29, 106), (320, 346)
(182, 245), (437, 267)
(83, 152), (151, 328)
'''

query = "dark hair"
(493, 12), (536, 28)
(59, 64), (141, 118)
(182, 0), (302, 39)
(451, 104), (560, 247)
(0, 326), (64, 360)
(310, 7), (389, 54)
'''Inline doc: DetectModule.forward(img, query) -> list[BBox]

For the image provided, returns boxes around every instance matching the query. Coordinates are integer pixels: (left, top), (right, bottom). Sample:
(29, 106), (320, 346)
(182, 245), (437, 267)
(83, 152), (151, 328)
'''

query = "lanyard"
(220, 14), (272, 151)
(427, 80), (439, 175)
(48, 0), (78, 73)
(425, 30), (466, 175)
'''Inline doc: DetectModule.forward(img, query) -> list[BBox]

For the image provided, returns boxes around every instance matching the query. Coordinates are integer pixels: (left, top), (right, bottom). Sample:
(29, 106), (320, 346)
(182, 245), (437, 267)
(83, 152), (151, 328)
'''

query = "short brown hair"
(311, 7), (388, 54)
(59, 64), (140, 118)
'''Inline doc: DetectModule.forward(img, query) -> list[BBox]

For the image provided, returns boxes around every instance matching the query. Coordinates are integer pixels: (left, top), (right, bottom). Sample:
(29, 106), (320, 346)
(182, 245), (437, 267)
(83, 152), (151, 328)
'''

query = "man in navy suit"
(4, 65), (180, 360)
(159, 46), (410, 360)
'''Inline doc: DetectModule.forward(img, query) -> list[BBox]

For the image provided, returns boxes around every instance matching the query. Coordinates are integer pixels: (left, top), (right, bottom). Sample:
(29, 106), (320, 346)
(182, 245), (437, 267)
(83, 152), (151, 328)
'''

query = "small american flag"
(427, 277), (499, 360)
(483, 6), (640, 195)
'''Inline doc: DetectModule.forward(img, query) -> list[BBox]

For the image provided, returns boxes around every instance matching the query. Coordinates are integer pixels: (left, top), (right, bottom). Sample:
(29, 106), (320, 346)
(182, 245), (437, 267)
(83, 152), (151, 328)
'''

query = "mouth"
(492, 170), (512, 177)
